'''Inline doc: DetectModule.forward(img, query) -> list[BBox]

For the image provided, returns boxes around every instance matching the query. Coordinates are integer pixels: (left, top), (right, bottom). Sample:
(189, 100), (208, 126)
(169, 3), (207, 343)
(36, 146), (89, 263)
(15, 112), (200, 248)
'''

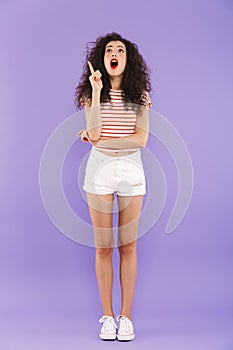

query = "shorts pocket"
(84, 151), (106, 182)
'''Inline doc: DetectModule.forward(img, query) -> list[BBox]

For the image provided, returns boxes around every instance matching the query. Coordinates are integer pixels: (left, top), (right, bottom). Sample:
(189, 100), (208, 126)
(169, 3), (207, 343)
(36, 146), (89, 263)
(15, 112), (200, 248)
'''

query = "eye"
(106, 48), (112, 52)
(119, 49), (125, 53)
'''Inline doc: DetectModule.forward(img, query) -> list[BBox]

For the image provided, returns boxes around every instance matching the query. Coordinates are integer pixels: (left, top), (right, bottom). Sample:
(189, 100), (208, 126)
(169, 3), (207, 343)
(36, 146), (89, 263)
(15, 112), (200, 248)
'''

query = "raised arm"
(84, 61), (103, 142)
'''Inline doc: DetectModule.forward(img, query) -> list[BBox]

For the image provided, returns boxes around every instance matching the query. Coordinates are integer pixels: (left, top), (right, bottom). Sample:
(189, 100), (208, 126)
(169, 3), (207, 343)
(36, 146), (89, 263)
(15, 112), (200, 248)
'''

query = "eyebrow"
(106, 45), (125, 49)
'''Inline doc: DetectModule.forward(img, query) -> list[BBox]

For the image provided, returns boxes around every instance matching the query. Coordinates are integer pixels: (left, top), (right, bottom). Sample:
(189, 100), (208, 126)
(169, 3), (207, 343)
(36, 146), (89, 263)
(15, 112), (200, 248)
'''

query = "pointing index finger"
(87, 60), (95, 75)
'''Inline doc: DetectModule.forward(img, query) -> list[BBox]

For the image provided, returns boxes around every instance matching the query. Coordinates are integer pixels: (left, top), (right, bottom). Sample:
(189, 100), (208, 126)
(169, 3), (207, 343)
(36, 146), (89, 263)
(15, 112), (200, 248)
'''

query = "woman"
(75, 32), (152, 341)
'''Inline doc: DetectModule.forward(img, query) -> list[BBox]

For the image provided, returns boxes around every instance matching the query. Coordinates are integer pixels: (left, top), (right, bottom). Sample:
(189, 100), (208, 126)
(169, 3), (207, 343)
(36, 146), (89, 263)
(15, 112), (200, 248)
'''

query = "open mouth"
(110, 58), (118, 69)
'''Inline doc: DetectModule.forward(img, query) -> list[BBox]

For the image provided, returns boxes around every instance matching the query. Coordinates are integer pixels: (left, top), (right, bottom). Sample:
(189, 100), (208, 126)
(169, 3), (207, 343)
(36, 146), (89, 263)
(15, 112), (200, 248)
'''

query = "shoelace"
(99, 316), (117, 331)
(116, 315), (133, 331)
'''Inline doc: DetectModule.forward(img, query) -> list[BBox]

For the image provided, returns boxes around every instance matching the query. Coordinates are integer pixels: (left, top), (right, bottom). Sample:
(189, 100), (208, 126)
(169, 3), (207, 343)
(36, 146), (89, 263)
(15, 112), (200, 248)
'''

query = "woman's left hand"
(77, 129), (89, 142)
(77, 129), (98, 145)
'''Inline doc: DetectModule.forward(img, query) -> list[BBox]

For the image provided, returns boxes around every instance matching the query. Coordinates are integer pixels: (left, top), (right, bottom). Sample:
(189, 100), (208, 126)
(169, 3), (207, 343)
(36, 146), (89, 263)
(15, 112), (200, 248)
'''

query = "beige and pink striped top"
(93, 89), (152, 152)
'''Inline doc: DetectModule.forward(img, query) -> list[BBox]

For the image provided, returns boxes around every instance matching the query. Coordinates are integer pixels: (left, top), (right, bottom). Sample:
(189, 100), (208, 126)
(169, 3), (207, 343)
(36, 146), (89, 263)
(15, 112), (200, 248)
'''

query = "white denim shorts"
(82, 147), (146, 196)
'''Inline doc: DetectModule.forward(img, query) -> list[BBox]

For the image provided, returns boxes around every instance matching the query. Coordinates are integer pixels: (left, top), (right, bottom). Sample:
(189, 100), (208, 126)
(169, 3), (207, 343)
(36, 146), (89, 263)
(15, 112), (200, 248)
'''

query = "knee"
(96, 247), (113, 258)
(118, 242), (137, 256)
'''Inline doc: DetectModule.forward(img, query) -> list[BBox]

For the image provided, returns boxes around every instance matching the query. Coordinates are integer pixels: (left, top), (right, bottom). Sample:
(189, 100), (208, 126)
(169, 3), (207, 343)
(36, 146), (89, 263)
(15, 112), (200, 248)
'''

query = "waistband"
(92, 145), (140, 153)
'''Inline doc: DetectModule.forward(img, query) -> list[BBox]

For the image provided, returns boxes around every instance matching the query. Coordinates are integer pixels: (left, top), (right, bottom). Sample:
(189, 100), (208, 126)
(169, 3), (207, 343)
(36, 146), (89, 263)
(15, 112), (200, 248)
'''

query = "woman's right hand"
(87, 60), (103, 92)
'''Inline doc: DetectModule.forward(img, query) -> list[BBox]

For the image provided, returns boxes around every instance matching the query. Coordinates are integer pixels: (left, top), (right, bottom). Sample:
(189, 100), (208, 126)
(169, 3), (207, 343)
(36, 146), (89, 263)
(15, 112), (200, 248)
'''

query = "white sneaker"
(117, 315), (135, 341)
(98, 315), (117, 340)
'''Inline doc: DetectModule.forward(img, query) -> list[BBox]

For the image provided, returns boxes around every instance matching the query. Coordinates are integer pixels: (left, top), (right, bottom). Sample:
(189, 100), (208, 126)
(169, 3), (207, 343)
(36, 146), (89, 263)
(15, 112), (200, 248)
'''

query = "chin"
(109, 70), (124, 77)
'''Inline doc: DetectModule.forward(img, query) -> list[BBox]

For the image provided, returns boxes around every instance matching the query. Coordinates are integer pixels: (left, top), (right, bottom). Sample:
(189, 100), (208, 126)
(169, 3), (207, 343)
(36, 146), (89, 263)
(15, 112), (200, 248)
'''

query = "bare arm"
(84, 61), (102, 142)
(84, 92), (102, 142)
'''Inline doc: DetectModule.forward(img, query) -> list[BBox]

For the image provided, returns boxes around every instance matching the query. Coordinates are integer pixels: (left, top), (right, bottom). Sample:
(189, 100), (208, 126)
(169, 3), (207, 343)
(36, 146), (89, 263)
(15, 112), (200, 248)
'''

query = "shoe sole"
(117, 333), (135, 341)
(99, 333), (117, 340)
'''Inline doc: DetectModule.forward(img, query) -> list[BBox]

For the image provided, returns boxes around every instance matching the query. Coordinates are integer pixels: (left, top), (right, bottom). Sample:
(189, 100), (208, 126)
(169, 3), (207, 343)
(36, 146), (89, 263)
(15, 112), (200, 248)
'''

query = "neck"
(109, 76), (123, 90)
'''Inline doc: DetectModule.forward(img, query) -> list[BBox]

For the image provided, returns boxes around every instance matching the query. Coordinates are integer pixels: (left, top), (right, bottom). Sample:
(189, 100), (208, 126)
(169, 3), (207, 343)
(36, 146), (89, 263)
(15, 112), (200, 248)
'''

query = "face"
(104, 40), (127, 77)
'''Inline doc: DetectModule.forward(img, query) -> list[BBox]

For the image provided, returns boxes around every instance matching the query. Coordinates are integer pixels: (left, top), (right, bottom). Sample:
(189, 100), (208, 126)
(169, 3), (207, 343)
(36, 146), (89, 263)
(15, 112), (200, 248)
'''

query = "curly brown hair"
(74, 32), (152, 113)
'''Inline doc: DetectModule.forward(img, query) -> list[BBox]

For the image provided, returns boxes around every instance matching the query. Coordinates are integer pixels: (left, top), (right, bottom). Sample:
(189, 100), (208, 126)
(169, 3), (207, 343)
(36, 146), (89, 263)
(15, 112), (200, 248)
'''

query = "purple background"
(1, 0), (233, 349)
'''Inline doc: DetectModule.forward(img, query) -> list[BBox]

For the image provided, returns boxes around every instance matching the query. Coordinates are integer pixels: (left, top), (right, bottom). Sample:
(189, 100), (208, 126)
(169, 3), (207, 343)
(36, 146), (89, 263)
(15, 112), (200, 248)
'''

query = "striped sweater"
(93, 89), (152, 152)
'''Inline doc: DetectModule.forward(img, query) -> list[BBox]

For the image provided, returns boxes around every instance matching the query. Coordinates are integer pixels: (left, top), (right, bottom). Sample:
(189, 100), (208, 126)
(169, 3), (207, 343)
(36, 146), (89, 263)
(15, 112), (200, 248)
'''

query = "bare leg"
(86, 192), (115, 317)
(117, 195), (144, 320)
